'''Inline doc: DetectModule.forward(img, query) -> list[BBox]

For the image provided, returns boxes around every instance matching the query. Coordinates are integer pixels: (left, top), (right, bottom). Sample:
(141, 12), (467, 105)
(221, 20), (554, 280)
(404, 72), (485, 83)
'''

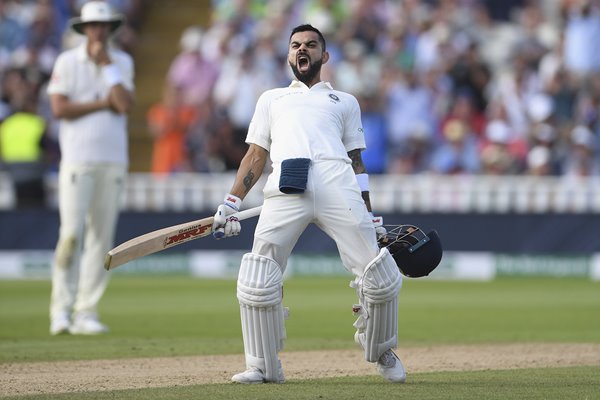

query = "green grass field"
(1, 276), (600, 399)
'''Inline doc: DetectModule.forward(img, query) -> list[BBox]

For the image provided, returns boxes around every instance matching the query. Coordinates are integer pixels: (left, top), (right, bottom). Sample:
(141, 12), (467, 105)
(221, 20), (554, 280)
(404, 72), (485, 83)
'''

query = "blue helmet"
(378, 224), (443, 278)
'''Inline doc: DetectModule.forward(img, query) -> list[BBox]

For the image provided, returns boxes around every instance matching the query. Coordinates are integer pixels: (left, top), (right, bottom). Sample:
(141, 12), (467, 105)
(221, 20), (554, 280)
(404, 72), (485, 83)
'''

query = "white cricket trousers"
(252, 159), (380, 276)
(50, 163), (126, 319)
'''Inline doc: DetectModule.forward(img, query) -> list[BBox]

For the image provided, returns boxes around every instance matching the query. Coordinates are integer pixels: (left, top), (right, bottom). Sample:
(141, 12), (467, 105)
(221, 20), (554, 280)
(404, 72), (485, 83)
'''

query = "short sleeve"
(47, 53), (70, 96)
(246, 91), (271, 151)
(342, 94), (366, 152)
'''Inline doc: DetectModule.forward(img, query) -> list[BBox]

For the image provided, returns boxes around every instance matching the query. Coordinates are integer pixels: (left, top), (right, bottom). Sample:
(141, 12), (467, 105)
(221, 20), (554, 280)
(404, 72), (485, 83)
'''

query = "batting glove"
(213, 194), (242, 239)
(370, 213), (387, 240)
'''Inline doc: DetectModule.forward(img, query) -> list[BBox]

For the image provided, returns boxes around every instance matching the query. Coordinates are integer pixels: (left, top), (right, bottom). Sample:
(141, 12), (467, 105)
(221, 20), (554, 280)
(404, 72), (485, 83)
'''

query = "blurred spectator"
(388, 122), (433, 175)
(378, 22), (415, 72)
(413, 7), (448, 73)
(539, 32), (580, 128)
(490, 49), (543, 139)
(527, 122), (564, 175)
(146, 84), (199, 175)
(468, 2), (522, 74)
(334, 39), (382, 96)
(167, 25), (220, 107)
(0, 0), (27, 69)
(336, 0), (387, 54)
(511, 2), (556, 75)
(10, 2), (59, 82)
(562, 0), (600, 80)
(301, 0), (346, 37)
(440, 93), (487, 140)
(0, 92), (46, 208)
(562, 124), (600, 176)
(385, 68), (438, 161)
(188, 100), (247, 172)
(430, 119), (481, 174)
(446, 41), (492, 114)
(480, 119), (524, 175)
(526, 145), (554, 176)
(213, 44), (275, 161)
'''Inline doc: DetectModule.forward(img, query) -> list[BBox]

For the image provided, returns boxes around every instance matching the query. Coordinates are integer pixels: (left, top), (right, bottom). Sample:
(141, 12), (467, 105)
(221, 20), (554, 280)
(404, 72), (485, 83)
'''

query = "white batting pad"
(237, 253), (285, 382)
(352, 248), (402, 362)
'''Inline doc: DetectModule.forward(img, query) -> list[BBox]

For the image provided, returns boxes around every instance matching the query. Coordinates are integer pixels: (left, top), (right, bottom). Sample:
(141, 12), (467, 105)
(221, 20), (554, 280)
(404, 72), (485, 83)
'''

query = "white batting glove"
(370, 213), (387, 240)
(213, 194), (242, 239)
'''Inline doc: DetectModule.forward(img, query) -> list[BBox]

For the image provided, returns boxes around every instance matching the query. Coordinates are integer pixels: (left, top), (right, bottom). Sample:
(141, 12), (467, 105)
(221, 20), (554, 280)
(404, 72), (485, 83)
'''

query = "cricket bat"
(104, 206), (262, 271)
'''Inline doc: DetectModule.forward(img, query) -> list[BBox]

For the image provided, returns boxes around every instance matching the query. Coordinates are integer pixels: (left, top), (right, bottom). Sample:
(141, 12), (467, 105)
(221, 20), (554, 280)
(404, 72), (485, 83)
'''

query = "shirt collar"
(289, 80), (333, 90)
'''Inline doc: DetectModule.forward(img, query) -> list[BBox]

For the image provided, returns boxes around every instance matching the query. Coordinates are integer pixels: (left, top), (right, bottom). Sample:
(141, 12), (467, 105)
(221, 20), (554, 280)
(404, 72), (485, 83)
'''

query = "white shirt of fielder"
(47, 42), (134, 165)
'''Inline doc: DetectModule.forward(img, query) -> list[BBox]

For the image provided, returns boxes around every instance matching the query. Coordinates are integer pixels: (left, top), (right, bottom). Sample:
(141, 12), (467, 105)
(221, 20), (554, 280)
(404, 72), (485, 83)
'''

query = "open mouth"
(297, 54), (310, 72)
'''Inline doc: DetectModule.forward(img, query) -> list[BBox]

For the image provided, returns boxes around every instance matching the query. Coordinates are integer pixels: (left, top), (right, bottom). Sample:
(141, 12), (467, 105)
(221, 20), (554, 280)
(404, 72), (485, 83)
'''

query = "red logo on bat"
(163, 223), (211, 247)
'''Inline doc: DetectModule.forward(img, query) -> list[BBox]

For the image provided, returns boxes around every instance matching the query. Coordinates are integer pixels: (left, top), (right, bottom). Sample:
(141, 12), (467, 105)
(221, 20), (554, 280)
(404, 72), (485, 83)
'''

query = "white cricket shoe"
(50, 313), (71, 335)
(231, 361), (285, 384)
(69, 313), (109, 335)
(377, 349), (406, 383)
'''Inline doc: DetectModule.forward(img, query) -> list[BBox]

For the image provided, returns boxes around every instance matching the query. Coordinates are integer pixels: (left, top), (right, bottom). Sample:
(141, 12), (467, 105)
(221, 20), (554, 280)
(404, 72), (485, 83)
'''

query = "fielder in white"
(213, 24), (405, 384)
(47, 1), (134, 335)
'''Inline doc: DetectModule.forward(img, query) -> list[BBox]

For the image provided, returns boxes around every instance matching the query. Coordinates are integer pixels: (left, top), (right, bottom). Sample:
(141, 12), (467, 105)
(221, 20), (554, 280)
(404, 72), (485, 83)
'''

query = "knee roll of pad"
(237, 253), (286, 382)
(352, 248), (402, 362)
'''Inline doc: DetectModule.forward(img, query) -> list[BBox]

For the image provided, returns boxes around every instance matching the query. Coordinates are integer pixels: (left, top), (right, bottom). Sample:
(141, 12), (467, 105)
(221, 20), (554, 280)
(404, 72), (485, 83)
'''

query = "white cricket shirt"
(47, 42), (134, 165)
(246, 80), (366, 164)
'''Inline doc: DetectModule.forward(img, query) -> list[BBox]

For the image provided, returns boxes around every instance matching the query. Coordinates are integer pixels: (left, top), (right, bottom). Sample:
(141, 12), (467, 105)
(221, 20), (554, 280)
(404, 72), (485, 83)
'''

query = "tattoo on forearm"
(348, 149), (366, 174)
(243, 170), (255, 194)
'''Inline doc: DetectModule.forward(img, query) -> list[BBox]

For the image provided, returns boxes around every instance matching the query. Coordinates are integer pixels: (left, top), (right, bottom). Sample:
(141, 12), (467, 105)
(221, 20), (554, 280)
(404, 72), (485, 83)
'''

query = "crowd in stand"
(2, 0), (600, 183)
(151, 0), (600, 177)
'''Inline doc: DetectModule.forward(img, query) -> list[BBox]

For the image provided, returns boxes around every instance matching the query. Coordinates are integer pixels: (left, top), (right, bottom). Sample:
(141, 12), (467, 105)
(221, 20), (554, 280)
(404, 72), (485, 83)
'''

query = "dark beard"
(289, 57), (323, 86)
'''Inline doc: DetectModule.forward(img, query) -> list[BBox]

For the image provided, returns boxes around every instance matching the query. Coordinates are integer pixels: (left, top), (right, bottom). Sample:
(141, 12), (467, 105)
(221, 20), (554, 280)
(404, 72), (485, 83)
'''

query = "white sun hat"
(70, 1), (124, 35)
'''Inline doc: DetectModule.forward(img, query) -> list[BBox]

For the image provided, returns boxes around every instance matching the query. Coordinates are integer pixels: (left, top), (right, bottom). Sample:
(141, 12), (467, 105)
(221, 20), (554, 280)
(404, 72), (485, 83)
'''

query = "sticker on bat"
(163, 223), (212, 248)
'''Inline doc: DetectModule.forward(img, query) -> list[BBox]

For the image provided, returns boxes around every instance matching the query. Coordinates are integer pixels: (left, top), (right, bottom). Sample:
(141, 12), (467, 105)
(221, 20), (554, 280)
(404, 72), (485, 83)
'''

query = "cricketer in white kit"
(213, 24), (406, 384)
(47, 2), (134, 336)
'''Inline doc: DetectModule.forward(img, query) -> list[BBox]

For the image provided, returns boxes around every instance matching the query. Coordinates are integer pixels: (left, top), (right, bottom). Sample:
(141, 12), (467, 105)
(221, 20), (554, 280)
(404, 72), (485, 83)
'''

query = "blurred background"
(1, 0), (600, 280)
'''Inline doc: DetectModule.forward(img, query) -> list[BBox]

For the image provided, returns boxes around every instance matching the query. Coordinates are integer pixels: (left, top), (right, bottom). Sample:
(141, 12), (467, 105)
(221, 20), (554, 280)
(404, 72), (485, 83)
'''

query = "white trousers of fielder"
(50, 163), (125, 320)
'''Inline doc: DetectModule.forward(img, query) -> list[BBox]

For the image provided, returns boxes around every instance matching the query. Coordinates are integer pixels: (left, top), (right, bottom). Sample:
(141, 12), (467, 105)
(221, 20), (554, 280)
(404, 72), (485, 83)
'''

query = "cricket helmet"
(378, 224), (443, 278)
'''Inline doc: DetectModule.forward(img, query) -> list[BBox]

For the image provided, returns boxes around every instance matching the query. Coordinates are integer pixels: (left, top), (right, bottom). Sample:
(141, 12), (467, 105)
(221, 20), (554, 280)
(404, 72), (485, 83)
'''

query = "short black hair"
(289, 24), (326, 51)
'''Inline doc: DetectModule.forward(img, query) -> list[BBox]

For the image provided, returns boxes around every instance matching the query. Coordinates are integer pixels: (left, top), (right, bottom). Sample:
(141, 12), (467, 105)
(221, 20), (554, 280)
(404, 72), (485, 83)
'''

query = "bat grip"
(235, 205), (262, 220)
